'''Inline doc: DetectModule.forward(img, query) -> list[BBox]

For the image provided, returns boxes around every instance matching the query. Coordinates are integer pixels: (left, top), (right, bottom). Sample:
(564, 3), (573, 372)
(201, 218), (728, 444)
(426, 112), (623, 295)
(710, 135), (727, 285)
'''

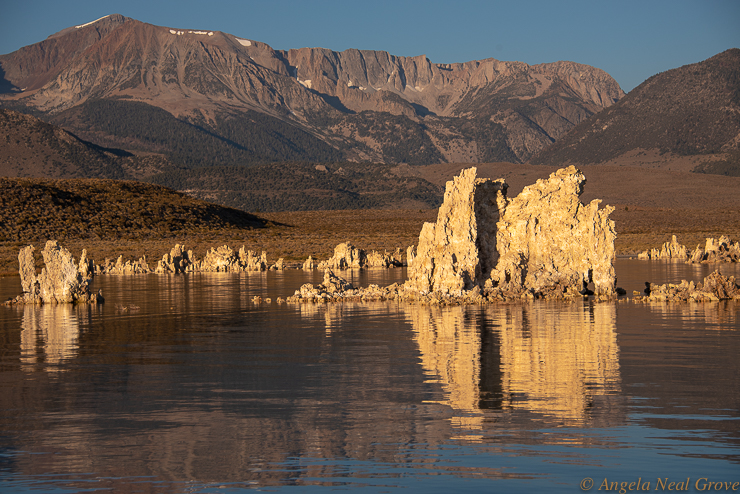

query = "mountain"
(531, 49), (740, 175)
(0, 14), (623, 165)
(0, 108), (443, 211)
(0, 107), (172, 179)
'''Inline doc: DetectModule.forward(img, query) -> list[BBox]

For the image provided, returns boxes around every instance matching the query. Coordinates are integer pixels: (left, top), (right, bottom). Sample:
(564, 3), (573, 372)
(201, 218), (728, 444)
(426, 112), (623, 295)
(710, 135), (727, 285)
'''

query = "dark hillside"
(0, 108), (171, 179)
(146, 161), (444, 211)
(0, 177), (267, 242)
(50, 99), (344, 167)
(532, 49), (740, 174)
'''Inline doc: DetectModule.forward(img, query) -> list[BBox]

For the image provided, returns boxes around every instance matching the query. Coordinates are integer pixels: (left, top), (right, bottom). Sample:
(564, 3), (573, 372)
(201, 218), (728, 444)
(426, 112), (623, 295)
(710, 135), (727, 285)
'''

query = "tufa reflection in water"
(19, 304), (90, 371)
(403, 302), (622, 439)
(637, 300), (738, 330)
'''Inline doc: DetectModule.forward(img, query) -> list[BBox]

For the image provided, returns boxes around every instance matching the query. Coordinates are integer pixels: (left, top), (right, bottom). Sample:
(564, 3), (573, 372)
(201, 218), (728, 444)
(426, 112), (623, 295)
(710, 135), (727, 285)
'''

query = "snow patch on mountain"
(169, 29), (214, 36)
(75, 15), (111, 29)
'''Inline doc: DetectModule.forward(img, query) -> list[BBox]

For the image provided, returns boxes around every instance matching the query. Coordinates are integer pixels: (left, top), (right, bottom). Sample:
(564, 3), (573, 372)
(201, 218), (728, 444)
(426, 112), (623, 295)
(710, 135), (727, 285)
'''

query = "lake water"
(1, 260), (739, 493)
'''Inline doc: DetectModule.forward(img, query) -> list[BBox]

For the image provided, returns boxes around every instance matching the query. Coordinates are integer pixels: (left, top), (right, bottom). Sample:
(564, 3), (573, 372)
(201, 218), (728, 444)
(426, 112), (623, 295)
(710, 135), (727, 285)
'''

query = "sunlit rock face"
(489, 166), (616, 297)
(407, 166), (617, 298)
(318, 242), (366, 270)
(16, 240), (100, 304)
(407, 168), (508, 296)
(637, 235), (689, 261)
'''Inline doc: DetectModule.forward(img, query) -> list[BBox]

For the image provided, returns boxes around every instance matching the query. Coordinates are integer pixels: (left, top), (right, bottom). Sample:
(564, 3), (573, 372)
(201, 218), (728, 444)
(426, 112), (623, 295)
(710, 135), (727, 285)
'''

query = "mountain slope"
(531, 49), (740, 174)
(1, 109), (443, 211)
(0, 14), (624, 164)
(0, 107), (171, 179)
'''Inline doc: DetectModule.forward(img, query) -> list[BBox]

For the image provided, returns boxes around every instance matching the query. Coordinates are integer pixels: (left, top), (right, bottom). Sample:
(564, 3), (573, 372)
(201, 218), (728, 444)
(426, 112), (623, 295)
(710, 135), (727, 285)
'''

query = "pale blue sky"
(1, 0), (738, 92)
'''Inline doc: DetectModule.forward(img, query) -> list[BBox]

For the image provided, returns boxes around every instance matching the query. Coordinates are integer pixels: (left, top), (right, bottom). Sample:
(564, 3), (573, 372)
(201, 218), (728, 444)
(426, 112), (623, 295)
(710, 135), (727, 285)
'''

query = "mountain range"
(0, 15), (738, 214)
(0, 14), (623, 166)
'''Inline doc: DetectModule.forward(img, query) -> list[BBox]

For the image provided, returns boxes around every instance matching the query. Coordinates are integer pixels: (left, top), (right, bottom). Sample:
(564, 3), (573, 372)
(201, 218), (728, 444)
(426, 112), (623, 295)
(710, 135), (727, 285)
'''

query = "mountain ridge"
(531, 48), (740, 175)
(0, 14), (624, 164)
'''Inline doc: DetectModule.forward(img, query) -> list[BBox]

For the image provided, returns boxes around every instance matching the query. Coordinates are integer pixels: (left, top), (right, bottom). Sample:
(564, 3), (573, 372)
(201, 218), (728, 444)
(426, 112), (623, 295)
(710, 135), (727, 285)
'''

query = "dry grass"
(3, 206), (738, 275)
(2, 165), (738, 275)
(0, 209), (436, 274)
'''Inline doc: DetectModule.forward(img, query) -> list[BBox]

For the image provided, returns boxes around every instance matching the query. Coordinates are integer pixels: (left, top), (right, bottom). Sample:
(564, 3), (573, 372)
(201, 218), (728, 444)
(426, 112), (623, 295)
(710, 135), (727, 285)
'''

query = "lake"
(1, 260), (739, 493)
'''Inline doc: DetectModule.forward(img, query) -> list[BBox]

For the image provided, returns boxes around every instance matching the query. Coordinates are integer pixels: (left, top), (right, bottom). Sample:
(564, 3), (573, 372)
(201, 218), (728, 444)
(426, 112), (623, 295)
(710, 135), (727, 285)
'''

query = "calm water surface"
(0, 260), (738, 493)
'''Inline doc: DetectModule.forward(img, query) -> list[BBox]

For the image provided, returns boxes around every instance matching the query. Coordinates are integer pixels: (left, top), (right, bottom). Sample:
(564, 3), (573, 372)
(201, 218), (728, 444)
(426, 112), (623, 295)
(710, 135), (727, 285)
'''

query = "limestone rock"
(10, 241), (102, 305)
(406, 167), (507, 296)
(318, 242), (366, 270)
(689, 244), (705, 263)
(637, 235), (689, 261)
(286, 166), (619, 304)
(407, 166), (617, 298)
(78, 249), (94, 280)
(303, 256), (317, 270)
(700, 236), (740, 263)
(406, 245), (415, 267)
(100, 255), (152, 275)
(639, 235), (740, 263)
(238, 247), (268, 271)
(366, 249), (402, 268)
(489, 166), (616, 297)
(201, 245), (238, 272)
(634, 270), (740, 302)
(155, 244), (193, 273)
(289, 269), (357, 302)
(322, 269), (354, 293)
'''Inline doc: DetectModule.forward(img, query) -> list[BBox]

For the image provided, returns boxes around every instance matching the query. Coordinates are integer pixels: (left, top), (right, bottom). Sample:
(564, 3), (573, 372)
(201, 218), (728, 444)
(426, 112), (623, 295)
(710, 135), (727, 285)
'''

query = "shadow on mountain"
(411, 103), (436, 117)
(317, 92), (354, 114)
(0, 67), (20, 94)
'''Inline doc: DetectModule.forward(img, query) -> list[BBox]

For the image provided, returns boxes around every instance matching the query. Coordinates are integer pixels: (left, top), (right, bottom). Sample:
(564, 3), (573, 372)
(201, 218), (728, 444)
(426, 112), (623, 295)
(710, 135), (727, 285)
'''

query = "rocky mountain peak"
(1, 15), (625, 164)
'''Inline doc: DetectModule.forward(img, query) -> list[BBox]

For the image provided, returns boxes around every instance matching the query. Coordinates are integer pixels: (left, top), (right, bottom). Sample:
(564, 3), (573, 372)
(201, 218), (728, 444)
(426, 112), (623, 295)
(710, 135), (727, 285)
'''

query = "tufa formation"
(290, 166), (619, 303)
(10, 240), (103, 305)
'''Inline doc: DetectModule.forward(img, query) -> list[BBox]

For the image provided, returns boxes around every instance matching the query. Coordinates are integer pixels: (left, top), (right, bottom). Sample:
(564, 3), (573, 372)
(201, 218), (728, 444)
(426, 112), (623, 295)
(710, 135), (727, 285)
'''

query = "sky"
(1, 0), (738, 93)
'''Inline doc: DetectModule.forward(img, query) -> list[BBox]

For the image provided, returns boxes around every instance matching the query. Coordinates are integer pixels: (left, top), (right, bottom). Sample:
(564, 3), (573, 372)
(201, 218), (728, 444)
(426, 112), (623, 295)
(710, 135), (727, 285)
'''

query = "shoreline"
(2, 206), (739, 275)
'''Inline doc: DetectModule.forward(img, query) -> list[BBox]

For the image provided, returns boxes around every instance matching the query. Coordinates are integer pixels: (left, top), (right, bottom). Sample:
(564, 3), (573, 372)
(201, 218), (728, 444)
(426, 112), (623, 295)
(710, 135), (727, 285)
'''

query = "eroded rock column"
(406, 168), (507, 296)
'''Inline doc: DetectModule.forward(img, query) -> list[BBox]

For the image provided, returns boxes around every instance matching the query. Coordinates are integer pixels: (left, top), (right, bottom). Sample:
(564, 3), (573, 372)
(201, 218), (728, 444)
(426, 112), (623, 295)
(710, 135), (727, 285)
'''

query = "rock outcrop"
(637, 235), (740, 263)
(98, 255), (152, 275)
(314, 242), (402, 270)
(637, 235), (689, 261)
(490, 167), (616, 297)
(302, 256), (317, 270)
(406, 168), (507, 296)
(318, 243), (366, 270)
(633, 270), (740, 302)
(156, 244), (193, 273)
(289, 166), (619, 304)
(8, 241), (103, 305)
(366, 249), (403, 268)
(696, 236), (740, 263)
(194, 246), (275, 272)
(294, 270), (356, 300)
(409, 166), (617, 298)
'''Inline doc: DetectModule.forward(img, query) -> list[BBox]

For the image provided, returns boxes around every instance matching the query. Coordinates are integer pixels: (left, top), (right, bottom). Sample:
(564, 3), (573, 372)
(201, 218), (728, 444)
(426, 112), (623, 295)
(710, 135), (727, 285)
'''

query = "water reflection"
(403, 306), (488, 440)
(1, 265), (738, 492)
(19, 304), (85, 371)
(638, 301), (739, 330)
(404, 302), (622, 435)
(494, 303), (621, 425)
